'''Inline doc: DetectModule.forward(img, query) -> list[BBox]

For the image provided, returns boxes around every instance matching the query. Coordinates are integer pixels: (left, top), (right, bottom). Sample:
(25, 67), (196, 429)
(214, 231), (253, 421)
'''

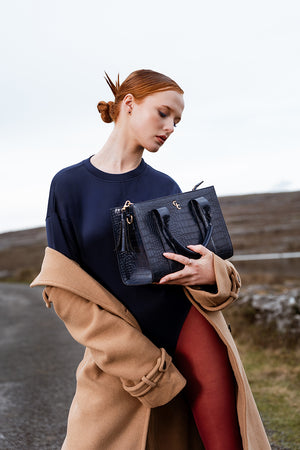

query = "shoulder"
(50, 159), (86, 191)
(144, 163), (181, 195)
(47, 159), (90, 214)
(47, 158), (93, 222)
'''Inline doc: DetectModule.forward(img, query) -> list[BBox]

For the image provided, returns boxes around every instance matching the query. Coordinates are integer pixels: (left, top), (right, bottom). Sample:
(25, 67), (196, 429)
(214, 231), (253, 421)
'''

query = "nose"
(164, 118), (175, 135)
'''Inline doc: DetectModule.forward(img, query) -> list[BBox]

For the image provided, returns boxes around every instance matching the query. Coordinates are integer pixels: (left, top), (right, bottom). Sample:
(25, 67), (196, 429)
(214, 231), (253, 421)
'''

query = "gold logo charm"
(172, 200), (181, 210)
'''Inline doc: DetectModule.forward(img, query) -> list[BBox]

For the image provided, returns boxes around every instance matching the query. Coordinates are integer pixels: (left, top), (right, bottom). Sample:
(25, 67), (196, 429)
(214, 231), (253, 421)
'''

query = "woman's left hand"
(158, 244), (216, 286)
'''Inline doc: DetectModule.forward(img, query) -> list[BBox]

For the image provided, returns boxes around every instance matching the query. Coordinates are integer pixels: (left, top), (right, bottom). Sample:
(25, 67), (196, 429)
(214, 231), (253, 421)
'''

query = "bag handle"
(152, 197), (213, 259)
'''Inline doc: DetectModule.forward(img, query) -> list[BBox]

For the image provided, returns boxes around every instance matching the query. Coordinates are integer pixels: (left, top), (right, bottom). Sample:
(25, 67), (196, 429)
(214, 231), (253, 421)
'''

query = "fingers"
(187, 244), (210, 256)
(158, 269), (191, 285)
(160, 252), (197, 285)
(163, 252), (194, 267)
(159, 252), (192, 285)
(163, 245), (211, 264)
(159, 246), (215, 285)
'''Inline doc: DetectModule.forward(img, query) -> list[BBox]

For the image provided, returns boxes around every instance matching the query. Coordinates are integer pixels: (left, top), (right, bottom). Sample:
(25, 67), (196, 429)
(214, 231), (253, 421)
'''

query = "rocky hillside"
(220, 191), (300, 254)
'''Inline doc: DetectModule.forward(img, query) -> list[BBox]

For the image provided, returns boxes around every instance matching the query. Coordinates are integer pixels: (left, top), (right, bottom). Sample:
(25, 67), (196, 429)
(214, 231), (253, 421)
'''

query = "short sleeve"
(46, 179), (81, 263)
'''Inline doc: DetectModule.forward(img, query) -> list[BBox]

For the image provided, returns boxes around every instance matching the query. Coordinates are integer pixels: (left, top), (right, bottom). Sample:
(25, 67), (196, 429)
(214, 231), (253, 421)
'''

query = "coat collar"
(30, 247), (140, 329)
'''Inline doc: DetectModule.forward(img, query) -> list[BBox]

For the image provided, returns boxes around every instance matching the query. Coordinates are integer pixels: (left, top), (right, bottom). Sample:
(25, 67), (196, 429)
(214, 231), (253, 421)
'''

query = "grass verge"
(224, 305), (300, 449)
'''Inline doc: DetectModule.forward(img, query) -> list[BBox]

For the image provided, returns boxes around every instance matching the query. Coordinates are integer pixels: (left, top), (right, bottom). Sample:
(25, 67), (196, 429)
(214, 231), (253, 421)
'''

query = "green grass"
(238, 344), (300, 449)
(224, 305), (300, 449)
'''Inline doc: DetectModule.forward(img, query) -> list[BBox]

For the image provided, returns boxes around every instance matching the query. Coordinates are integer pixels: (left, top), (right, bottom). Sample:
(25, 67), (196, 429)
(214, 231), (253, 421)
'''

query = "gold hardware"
(122, 200), (132, 212)
(121, 200), (133, 225)
(172, 200), (181, 210)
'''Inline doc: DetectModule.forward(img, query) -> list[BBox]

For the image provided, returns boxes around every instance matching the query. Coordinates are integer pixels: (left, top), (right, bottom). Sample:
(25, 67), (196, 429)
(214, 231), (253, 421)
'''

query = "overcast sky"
(1, 0), (299, 233)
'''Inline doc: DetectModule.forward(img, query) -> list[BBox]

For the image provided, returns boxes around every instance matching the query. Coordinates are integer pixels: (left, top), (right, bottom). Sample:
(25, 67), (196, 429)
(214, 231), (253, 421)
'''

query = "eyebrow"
(161, 105), (182, 121)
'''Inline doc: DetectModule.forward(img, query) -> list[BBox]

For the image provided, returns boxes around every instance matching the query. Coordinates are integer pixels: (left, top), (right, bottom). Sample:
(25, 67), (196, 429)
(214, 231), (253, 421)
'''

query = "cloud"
(1, 0), (300, 232)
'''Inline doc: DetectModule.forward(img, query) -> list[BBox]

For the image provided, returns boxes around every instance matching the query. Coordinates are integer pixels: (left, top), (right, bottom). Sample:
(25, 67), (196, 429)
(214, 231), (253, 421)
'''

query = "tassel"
(116, 212), (133, 252)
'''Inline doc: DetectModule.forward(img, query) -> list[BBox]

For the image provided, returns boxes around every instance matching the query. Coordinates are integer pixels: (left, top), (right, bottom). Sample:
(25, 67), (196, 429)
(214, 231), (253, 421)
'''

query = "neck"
(91, 124), (144, 174)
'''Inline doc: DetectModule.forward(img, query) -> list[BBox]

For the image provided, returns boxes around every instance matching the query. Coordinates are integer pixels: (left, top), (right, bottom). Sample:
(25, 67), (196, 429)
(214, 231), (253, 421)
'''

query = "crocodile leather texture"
(111, 186), (233, 285)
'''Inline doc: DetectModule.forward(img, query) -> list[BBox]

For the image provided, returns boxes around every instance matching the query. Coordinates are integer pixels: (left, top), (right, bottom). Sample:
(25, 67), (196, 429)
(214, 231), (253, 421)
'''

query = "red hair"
(97, 69), (184, 123)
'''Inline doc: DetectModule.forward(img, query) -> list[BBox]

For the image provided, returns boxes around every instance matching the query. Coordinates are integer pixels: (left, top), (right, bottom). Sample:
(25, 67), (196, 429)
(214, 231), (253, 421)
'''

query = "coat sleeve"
(185, 254), (241, 311)
(43, 286), (186, 408)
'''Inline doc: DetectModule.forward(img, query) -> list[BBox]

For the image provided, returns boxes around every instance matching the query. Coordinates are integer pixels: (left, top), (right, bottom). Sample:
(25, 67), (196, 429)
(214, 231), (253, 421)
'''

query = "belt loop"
(158, 348), (167, 372)
(141, 376), (157, 388)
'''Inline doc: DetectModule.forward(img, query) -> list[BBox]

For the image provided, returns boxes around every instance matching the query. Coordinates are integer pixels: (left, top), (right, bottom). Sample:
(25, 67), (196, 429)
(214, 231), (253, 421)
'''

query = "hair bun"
(97, 101), (115, 123)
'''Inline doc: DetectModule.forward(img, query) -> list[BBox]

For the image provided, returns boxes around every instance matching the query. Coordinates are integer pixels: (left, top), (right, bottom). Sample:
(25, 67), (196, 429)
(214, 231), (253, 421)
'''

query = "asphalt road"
(0, 283), (84, 450)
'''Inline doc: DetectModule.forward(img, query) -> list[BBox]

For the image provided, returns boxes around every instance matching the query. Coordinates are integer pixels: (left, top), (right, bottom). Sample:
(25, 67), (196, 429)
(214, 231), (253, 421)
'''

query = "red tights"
(175, 306), (243, 450)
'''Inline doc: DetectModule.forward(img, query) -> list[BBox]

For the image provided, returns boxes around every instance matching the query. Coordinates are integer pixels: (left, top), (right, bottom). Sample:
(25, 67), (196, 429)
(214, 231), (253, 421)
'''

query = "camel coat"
(31, 247), (270, 449)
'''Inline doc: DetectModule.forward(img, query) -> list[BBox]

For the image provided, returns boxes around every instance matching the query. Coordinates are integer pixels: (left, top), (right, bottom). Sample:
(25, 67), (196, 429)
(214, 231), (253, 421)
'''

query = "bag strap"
(189, 197), (213, 246)
(152, 197), (213, 258)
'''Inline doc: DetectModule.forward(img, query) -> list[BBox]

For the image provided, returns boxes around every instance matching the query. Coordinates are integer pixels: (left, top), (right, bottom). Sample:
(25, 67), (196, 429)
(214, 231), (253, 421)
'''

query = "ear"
(123, 93), (135, 113)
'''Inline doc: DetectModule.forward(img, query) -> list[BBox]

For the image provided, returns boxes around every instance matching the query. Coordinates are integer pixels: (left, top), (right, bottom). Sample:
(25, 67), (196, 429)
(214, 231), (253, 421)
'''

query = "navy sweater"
(46, 157), (191, 355)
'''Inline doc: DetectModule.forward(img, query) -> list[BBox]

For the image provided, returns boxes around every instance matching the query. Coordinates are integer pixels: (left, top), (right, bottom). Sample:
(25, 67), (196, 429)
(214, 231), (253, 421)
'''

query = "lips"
(156, 135), (167, 145)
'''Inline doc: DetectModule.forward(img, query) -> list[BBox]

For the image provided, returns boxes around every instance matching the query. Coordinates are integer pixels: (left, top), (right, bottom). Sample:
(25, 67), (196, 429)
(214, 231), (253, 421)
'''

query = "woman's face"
(128, 90), (184, 153)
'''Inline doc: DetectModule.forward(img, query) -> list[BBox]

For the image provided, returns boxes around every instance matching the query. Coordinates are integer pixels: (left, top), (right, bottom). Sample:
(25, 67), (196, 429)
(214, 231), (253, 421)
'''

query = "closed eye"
(159, 110), (178, 127)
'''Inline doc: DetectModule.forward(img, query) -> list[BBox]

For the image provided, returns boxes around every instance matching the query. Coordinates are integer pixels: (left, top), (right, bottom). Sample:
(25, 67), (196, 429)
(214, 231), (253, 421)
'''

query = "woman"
(31, 69), (270, 449)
